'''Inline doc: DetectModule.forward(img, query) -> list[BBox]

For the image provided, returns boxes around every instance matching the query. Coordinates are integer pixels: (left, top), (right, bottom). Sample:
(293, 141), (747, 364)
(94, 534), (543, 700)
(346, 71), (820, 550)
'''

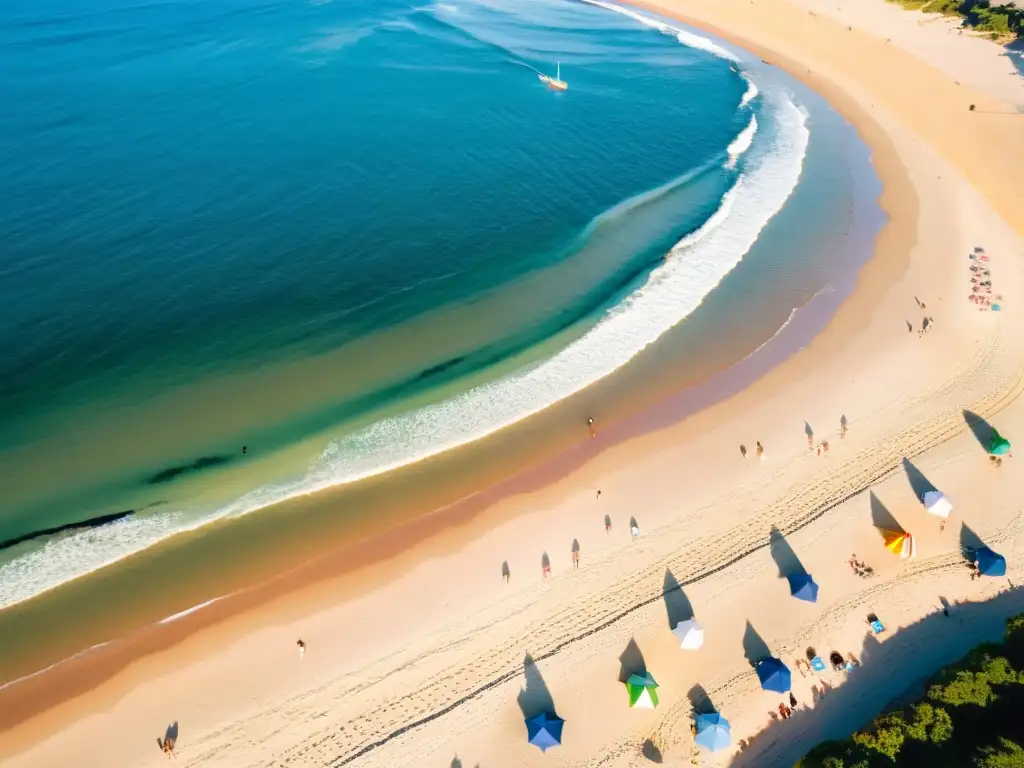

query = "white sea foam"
(726, 115), (757, 168)
(158, 596), (225, 625)
(740, 75), (759, 108)
(0, 32), (808, 612)
(579, 0), (739, 61)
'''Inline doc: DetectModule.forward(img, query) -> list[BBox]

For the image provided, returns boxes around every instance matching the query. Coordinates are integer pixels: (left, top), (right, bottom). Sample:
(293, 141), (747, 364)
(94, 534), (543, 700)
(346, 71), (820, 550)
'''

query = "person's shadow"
(742, 621), (771, 667)
(963, 409), (996, 452)
(618, 637), (646, 683)
(902, 457), (938, 501)
(156, 721), (179, 753)
(663, 568), (694, 629)
(517, 654), (556, 720)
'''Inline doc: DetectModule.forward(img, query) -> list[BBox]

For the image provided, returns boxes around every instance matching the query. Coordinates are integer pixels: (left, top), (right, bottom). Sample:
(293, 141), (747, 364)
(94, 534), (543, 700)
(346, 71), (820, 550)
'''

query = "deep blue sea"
(0, 0), (874, 609)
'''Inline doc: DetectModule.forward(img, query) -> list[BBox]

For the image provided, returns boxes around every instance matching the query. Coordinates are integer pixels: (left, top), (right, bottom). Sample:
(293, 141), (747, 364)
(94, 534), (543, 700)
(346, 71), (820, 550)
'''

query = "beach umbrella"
(672, 618), (705, 650)
(756, 657), (791, 693)
(989, 431), (1011, 455)
(882, 530), (917, 558)
(975, 547), (1007, 577)
(788, 572), (819, 603)
(923, 491), (953, 519)
(695, 712), (732, 752)
(625, 673), (659, 709)
(526, 712), (564, 752)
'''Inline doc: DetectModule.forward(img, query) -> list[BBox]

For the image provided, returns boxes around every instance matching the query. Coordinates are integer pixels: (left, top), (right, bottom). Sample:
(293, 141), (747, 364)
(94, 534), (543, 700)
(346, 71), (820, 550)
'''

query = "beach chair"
(867, 613), (885, 634)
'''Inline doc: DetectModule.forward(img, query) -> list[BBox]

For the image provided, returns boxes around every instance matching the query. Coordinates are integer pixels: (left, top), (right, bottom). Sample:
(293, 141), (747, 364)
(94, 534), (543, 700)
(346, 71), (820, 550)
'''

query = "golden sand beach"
(1, 0), (1024, 766)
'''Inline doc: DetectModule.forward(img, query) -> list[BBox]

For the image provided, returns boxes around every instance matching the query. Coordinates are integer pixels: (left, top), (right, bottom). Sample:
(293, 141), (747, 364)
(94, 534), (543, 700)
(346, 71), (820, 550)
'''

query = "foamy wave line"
(726, 114), (757, 168)
(0, 640), (111, 693)
(158, 596), (225, 625)
(0, 100), (809, 613)
(740, 75), (759, 108)
(579, 0), (739, 61)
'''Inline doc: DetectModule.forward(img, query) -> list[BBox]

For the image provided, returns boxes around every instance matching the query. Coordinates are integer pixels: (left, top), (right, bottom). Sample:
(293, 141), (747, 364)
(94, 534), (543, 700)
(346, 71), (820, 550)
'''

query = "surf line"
(0, 510), (134, 553)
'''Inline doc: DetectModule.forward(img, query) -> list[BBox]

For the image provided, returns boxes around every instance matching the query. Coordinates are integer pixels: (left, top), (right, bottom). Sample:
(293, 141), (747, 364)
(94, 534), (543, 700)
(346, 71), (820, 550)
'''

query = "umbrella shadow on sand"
(869, 491), (903, 534)
(964, 409), (997, 452)
(959, 522), (985, 556)
(902, 458), (938, 502)
(769, 526), (806, 580)
(663, 569), (695, 629)
(517, 655), (556, 721)
(742, 621), (772, 667)
(618, 637), (647, 683)
(688, 683), (716, 715)
(641, 738), (664, 763)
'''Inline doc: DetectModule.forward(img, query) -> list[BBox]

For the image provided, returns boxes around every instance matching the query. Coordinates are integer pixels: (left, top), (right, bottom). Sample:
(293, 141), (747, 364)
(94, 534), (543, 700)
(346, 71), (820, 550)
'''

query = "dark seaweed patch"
(147, 455), (232, 485)
(0, 509), (133, 552)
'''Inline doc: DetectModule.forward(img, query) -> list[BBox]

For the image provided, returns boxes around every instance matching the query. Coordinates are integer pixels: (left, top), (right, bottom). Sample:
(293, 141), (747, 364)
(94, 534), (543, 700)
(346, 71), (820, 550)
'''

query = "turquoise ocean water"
(0, 0), (878, 611)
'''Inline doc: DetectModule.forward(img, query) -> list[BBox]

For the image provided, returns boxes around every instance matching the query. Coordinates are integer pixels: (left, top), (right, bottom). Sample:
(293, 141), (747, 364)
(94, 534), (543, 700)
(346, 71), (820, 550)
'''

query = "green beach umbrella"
(625, 673), (659, 709)
(989, 430), (1011, 456)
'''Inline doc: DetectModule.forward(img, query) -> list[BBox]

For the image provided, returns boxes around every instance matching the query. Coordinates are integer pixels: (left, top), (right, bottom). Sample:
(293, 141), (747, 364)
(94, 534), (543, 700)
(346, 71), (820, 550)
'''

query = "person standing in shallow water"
(587, 417), (596, 439)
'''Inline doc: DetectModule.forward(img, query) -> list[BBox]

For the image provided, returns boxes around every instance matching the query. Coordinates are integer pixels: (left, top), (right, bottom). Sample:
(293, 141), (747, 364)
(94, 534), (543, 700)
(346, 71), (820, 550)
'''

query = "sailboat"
(538, 62), (567, 92)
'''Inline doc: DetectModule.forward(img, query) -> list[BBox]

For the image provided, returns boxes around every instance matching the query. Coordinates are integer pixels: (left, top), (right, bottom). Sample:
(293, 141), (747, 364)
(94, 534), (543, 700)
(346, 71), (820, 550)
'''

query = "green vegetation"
(803, 613), (1024, 767)
(887, 0), (1024, 39)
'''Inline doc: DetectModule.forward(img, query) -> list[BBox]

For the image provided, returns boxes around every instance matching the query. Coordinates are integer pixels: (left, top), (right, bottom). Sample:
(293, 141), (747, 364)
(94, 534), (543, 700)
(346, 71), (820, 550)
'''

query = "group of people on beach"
(739, 441), (765, 459)
(968, 248), (1000, 309)
(848, 554), (874, 579)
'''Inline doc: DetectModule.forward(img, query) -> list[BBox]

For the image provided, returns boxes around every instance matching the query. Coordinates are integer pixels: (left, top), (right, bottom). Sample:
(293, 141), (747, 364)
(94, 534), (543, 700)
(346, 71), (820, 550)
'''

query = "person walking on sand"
(756, 441), (764, 458)
(823, 440), (829, 454)
(297, 639), (306, 659)
(740, 444), (747, 458)
(631, 523), (640, 541)
(572, 549), (580, 570)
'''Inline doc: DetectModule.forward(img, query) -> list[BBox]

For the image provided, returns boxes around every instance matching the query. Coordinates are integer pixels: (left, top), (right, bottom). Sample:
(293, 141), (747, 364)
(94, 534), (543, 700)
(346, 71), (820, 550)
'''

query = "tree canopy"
(803, 613), (1024, 767)
(887, 0), (1024, 39)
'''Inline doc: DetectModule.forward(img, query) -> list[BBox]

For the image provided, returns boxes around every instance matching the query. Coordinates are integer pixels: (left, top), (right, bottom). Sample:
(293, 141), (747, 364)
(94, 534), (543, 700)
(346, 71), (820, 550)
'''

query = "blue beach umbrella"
(526, 712), (564, 752)
(695, 712), (732, 752)
(756, 657), (792, 693)
(788, 572), (819, 603)
(975, 547), (1007, 577)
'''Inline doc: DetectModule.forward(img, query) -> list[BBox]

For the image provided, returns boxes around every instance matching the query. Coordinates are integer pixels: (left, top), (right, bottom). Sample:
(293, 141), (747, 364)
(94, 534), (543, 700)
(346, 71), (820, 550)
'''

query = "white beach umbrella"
(923, 490), (953, 519)
(672, 618), (705, 650)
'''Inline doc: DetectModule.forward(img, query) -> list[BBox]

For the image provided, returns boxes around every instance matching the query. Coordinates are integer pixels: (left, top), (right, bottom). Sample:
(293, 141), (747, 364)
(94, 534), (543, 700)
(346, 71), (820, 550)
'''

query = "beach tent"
(923, 491), (953, 519)
(989, 430), (1011, 456)
(526, 712), (564, 752)
(975, 547), (1007, 577)
(695, 712), (731, 752)
(625, 673), (659, 709)
(882, 530), (917, 558)
(788, 572), (819, 603)
(756, 657), (791, 693)
(672, 618), (705, 650)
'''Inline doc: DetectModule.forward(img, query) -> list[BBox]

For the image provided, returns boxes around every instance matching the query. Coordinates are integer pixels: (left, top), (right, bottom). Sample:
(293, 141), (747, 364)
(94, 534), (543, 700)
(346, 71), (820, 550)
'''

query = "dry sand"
(2, 0), (1024, 766)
